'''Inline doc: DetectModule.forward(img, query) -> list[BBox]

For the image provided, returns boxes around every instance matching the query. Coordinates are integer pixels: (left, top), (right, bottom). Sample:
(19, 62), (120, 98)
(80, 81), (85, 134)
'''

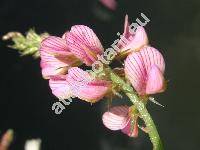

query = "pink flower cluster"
(40, 25), (111, 102)
(39, 15), (166, 137)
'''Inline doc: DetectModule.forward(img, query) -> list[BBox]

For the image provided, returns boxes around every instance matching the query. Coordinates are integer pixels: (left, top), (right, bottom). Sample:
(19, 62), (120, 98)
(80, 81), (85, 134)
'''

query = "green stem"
(109, 69), (164, 150)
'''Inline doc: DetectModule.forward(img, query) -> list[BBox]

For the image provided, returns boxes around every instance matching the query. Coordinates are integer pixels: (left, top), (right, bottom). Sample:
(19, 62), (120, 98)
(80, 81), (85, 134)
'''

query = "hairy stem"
(109, 69), (164, 150)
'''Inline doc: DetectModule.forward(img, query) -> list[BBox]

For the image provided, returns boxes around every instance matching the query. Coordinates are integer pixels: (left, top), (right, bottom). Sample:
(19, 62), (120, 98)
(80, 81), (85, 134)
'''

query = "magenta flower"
(99, 0), (117, 10)
(65, 25), (104, 66)
(102, 106), (138, 137)
(118, 15), (148, 54)
(40, 36), (79, 79)
(67, 67), (111, 103)
(125, 46), (165, 95)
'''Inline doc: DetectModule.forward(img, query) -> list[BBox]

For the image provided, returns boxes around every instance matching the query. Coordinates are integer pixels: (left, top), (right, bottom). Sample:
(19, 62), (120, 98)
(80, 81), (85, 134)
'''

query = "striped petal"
(125, 46), (165, 95)
(121, 26), (148, 52)
(121, 118), (138, 137)
(100, 0), (117, 10)
(146, 65), (165, 94)
(40, 36), (70, 56)
(40, 51), (68, 79)
(40, 51), (68, 68)
(140, 46), (165, 73)
(40, 36), (80, 79)
(41, 65), (67, 79)
(125, 50), (147, 95)
(66, 25), (104, 66)
(102, 106), (130, 130)
(40, 36), (79, 65)
(67, 67), (110, 103)
(49, 75), (72, 99)
(118, 15), (148, 53)
(123, 15), (132, 40)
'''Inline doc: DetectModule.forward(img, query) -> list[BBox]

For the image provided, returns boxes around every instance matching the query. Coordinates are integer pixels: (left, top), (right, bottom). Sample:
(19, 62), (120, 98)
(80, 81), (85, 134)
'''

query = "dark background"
(0, 0), (200, 149)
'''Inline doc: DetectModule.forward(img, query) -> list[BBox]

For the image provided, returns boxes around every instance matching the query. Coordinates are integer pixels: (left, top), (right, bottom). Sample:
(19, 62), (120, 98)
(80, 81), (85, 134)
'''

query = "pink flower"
(124, 46), (165, 95)
(118, 15), (148, 53)
(49, 75), (72, 100)
(65, 25), (104, 66)
(99, 0), (117, 10)
(49, 67), (111, 102)
(40, 36), (79, 79)
(67, 67), (111, 103)
(102, 106), (138, 137)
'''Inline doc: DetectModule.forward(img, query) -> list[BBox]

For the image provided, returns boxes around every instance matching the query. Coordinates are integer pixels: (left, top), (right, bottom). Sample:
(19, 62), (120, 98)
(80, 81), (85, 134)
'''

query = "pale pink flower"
(118, 15), (148, 53)
(124, 46), (165, 95)
(67, 67), (111, 103)
(40, 36), (79, 79)
(102, 106), (138, 137)
(100, 0), (117, 10)
(49, 75), (72, 99)
(65, 25), (104, 66)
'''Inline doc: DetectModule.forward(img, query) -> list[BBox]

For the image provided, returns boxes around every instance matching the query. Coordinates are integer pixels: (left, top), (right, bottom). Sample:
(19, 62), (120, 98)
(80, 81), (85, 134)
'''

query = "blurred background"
(0, 0), (200, 149)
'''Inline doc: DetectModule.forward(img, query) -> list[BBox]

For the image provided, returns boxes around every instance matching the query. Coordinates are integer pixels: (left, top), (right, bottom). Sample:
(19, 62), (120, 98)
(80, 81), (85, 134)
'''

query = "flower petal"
(121, 118), (138, 137)
(66, 25), (104, 66)
(100, 0), (117, 10)
(49, 75), (72, 99)
(123, 14), (131, 39)
(125, 46), (165, 95)
(117, 15), (148, 53)
(40, 51), (68, 78)
(121, 26), (148, 52)
(40, 51), (68, 68)
(40, 36), (70, 56)
(116, 15), (130, 51)
(39, 35), (81, 79)
(41, 65), (67, 79)
(102, 106), (130, 130)
(140, 46), (165, 73)
(145, 65), (165, 94)
(125, 50), (147, 95)
(67, 67), (110, 102)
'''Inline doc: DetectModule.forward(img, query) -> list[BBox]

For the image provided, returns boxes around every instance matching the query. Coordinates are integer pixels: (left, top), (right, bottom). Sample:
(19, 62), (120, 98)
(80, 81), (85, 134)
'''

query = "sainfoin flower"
(102, 106), (138, 137)
(125, 46), (165, 95)
(67, 67), (111, 103)
(118, 15), (148, 54)
(40, 36), (79, 79)
(40, 25), (104, 78)
(49, 67), (111, 102)
(65, 25), (104, 66)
